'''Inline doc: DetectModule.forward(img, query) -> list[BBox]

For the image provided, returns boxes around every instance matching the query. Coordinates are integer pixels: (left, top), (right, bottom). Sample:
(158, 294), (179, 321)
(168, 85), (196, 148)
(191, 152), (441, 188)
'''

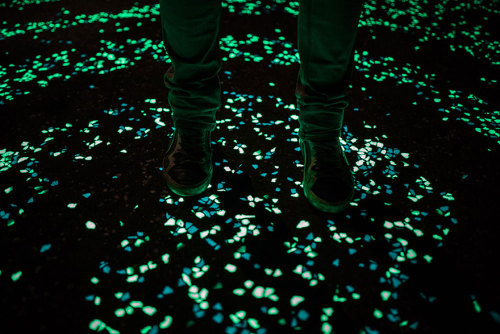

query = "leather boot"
(163, 128), (213, 196)
(300, 136), (354, 213)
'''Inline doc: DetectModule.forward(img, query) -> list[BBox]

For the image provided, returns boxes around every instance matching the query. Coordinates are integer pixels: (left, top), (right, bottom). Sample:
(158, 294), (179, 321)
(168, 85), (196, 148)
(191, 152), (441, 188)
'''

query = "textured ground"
(1, 0), (499, 333)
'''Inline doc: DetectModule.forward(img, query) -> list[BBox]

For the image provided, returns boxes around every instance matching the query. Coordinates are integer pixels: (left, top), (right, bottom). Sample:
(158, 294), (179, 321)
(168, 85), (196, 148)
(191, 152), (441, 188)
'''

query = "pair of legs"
(160, 0), (363, 212)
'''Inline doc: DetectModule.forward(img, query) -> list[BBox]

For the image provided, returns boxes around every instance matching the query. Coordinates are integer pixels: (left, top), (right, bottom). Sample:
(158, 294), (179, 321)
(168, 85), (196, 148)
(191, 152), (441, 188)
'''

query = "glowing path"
(1, 0), (499, 333)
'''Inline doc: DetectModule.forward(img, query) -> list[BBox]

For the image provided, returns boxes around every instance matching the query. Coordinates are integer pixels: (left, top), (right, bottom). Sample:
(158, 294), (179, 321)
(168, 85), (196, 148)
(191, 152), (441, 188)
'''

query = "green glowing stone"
(321, 323), (332, 334)
(130, 301), (143, 308)
(67, 203), (77, 208)
(182, 273), (191, 286)
(252, 286), (264, 298)
(244, 280), (254, 289)
(297, 220), (310, 229)
(159, 315), (173, 329)
(381, 291), (391, 301)
(225, 264), (237, 273)
(199, 288), (208, 300)
(333, 295), (346, 302)
(127, 275), (138, 283)
(229, 314), (239, 324)
(290, 295), (304, 307)
(200, 301), (209, 310)
(323, 307), (334, 316)
(473, 300), (481, 313)
(162, 253), (170, 264)
(389, 267), (400, 274)
(89, 319), (104, 331)
(406, 249), (417, 259)
(86, 221), (96, 229)
(248, 318), (259, 329)
(302, 272), (312, 280)
(11, 271), (22, 281)
(268, 307), (279, 315)
(140, 326), (153, 334)
(143, 306), (157, 316)
(115, 309), (125, 317)
(396, 238), (408, 246)
(414, 229), (424, 237)
(373, 309), (383, 319)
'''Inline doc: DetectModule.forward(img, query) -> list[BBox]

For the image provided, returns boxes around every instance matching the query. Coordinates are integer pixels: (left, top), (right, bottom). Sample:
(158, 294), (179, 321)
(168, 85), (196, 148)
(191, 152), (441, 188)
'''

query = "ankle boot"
(163, 128), (213, 196)
(300, 136), (354, 213)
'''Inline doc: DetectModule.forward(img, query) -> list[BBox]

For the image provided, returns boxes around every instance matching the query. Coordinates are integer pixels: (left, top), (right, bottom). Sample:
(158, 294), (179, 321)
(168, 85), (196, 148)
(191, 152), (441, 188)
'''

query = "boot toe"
(162, 129), (213, 196)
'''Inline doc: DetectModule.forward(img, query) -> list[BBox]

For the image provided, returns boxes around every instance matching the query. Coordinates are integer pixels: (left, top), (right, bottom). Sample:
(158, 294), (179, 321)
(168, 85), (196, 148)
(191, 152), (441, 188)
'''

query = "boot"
(300, 136), (354, 213)
(163, 128), (212, 196)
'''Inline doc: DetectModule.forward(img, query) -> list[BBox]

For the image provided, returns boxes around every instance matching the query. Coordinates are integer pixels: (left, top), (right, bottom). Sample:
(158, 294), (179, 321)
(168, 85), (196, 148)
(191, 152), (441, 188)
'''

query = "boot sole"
(302, 178), (354, 213)
(163, 168), (212, 197)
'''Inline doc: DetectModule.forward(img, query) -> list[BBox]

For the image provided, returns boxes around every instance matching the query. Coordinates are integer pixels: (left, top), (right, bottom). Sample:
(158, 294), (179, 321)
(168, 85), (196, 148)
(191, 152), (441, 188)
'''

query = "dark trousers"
(160, 0), (363, 140)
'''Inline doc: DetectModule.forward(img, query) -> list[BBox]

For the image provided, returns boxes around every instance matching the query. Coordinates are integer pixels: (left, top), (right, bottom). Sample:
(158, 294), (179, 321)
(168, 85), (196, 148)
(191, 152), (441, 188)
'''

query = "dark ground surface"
(1, 0), (500, 333)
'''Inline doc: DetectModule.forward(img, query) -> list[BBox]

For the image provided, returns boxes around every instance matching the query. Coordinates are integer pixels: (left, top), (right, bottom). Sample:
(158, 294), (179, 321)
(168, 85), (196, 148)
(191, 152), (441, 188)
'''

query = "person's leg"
(160, 0), (222, 196)
(296, 0), (363, 212)
(160, 0), (222, 131)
